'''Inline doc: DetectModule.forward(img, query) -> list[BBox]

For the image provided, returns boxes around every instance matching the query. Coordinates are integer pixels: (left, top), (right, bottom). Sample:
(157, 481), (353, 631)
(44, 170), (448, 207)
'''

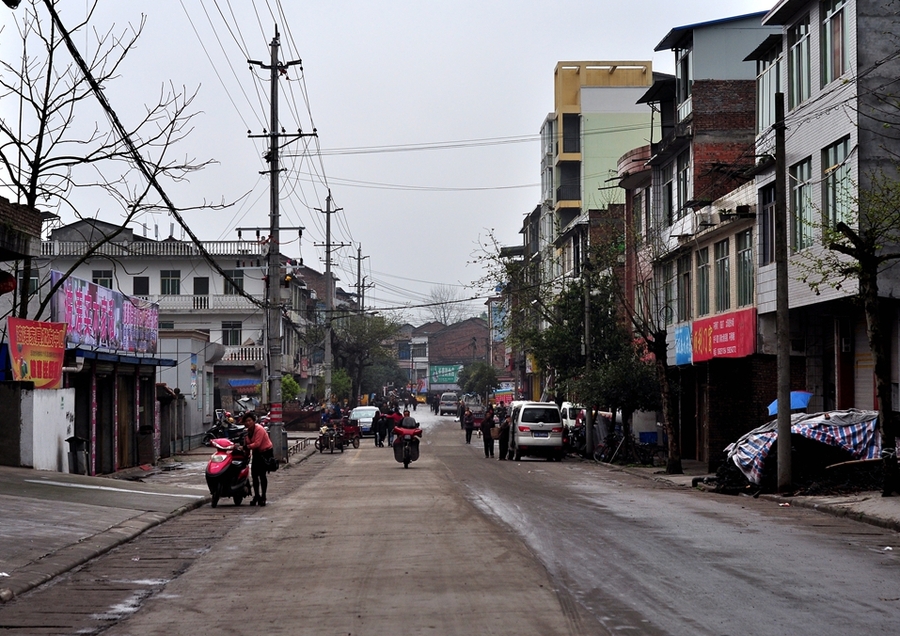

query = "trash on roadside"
(779, 503), (791, 507)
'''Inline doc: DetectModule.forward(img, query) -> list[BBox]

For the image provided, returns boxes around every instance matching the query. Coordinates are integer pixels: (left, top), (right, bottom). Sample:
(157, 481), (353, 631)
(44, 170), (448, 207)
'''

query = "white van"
(507, 401), (564, 461)
(560, 402), (584, 431)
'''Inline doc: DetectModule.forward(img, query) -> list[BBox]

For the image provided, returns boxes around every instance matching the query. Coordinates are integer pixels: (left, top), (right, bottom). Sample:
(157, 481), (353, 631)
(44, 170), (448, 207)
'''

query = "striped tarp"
(725, 409), (880, 485)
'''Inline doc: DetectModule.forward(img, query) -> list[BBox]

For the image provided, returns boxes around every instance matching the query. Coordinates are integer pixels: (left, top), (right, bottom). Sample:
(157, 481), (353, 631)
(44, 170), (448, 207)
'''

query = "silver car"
(350, 406), (379, 437)
(507, 401), (564, 461)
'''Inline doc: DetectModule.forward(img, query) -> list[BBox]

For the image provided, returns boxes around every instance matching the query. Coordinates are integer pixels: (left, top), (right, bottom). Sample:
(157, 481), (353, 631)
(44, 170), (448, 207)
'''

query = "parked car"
(349, 406), (380, 437)
(507, 401), (564, 461)
(439, 392), (459, 416)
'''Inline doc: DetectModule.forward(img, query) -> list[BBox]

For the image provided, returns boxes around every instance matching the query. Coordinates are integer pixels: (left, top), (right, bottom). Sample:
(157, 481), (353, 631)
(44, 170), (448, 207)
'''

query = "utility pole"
(584, 267), (594, 456)
(774, 92), (792, 492)
(248, 28), (312, 454)
(351, 245), (369, 314)
(315, 192), (349, 405)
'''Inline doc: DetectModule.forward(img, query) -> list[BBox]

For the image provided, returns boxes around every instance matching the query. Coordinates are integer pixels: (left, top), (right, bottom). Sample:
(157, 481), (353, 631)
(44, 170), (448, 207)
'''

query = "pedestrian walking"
(480, 411), (496, 458)
(464, 408), (475, 444)
(387, 408), (403, 445)
(242, 412), (273, 506)
(498, 414), (511, 460)
(372, 410), (384, 447)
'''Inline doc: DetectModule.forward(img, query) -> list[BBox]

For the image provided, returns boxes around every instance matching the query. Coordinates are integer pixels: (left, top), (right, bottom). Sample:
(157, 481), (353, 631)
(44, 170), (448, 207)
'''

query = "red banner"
(8, 318), (67, 389)
(691, 308), (757, 362)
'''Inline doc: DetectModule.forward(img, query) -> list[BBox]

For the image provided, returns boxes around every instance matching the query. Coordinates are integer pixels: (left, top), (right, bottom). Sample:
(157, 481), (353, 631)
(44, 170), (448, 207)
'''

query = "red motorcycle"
(392, 425), (423, 468)
(205, 436), (252, 508)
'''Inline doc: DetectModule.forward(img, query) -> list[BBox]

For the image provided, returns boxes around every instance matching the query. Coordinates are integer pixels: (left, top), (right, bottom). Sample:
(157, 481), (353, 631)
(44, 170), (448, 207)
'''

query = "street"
(1, 409), (899, 635)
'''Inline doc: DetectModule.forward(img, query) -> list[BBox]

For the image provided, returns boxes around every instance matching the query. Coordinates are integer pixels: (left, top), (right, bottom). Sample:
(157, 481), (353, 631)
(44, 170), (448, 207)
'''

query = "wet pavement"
(1, 436), (899, 604)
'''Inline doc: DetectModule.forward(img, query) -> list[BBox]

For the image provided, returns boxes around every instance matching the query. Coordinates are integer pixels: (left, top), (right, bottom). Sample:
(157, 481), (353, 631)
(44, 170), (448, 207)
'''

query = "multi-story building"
(39, 220), (315, 436)
(540, 61), (657, 289)
(619, 12), (781, 468)
(753, 0), (900, 418)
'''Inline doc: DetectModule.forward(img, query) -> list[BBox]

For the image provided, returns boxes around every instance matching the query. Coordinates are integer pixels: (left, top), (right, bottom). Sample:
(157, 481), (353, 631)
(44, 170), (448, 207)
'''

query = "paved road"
(3, 410), (900, 635)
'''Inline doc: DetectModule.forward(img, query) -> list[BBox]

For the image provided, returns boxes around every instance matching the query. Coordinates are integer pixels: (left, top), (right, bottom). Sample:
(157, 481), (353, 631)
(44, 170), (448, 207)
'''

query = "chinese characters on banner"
(48, 271), (159, 354)
(8, 318), (66, 389)
(691, 308), (757, 362)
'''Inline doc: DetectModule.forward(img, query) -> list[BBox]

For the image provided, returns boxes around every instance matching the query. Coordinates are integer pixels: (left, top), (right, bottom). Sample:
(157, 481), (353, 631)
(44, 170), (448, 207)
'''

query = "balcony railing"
(556, 184), (581, 202)
(150, 294), (261, 311)
(42, 240), (265, 258)
(220, 345), (265, 363)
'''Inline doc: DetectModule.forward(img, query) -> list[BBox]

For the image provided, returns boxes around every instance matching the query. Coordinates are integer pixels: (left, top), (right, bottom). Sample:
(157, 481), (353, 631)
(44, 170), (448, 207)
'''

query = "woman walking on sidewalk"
(243, 412), (273, 506)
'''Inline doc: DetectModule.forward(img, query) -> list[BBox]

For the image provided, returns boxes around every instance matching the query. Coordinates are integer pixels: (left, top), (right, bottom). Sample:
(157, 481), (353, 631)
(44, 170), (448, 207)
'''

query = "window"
(823, 136), (852, 227)
(714, 239), (731, 312)
(791, 158), (814, 251)
(676, 46), (693, 121)
(160, 270), (181, 295)
(411, 343), (427, 358)
(562, 113), (580, 153)
(192, 277), (209, 309)
(677, 255), (692, 322)
(757, 45), (782, 131)
(222, 321), (242, 346)
(222, 269), (244, 295)
(821, 0), (848, 86)
(737, 230), (755, 307)
(788, 15), (811, 109)
(676, 151), (691, 220)
(662, 163), (675, 225)
(133, 276), (149, 297)
(92, 269), (112, 289)
(759, 185), (776, 266)
(663, 262), (675, 326)
(696, 248), (710, 317)
(632, 190), (643, 237)
(159, 321), (174, 330)
(18, 273), (38, 295)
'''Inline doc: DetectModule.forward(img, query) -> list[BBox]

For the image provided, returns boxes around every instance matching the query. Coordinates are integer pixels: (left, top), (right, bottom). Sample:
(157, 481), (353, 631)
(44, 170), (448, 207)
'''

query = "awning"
(70, 347), (176, 367)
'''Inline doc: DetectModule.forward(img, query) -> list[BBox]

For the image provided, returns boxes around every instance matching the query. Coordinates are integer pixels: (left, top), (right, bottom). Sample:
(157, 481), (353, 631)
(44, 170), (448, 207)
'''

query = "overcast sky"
(2, 0), (775, 323)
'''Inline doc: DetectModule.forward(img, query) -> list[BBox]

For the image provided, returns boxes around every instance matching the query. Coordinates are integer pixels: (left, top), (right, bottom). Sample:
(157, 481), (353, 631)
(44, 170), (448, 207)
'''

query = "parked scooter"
(392, 425), (423, 468)
(202, 411), (246, 447)
(205, 434), (252, 508)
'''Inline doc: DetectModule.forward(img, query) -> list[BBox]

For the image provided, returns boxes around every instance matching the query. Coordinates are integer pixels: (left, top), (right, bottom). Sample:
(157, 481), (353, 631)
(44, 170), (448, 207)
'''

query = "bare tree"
(424, 284), (468, 325)
(0, 1), (216, 319)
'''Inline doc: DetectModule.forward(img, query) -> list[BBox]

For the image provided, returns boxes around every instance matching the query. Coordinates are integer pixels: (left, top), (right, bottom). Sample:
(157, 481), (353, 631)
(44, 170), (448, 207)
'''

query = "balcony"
(219, 345), (265, 363)
(151, 294), (261, 312)
(556, 184), (581, 202)
(42, 239), (265, 258)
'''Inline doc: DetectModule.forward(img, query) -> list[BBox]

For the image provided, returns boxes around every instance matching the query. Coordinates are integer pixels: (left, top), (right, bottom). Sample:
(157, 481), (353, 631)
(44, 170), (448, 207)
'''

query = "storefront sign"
(429, 364), (463, 384)
(692, 308), (757, 362)
(674, 324), (692, 365)
(49, 271), (159, 354)
(7, 317), (66, 389)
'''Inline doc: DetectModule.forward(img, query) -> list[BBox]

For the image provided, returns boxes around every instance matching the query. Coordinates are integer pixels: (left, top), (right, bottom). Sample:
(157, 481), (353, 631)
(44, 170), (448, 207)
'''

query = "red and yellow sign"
(691, 308), (757, 362)
(7, 317), (67, 389)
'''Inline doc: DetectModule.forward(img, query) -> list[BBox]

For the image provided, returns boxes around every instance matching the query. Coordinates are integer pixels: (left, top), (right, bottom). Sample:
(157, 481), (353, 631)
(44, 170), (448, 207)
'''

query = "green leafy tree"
(361, 357), (407, 397)
(281, 375), (301, 402)
(332, 313), (400, 408)
(458, 361), (499, 401)
(330, 368), (352, 403)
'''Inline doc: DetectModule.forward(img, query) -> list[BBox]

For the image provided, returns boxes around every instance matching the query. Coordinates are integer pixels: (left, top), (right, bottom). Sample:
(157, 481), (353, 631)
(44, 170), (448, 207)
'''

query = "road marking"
(24, 479), (204, 499)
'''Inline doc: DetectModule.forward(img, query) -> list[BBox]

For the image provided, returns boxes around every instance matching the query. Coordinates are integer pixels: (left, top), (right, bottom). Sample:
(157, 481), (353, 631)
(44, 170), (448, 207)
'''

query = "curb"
(1, 441), (318, 604)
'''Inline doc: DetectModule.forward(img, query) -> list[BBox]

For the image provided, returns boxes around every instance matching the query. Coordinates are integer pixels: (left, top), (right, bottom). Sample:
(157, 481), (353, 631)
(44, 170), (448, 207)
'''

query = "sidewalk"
(0, 438), (319, 603)
(618, 458), (900, 533)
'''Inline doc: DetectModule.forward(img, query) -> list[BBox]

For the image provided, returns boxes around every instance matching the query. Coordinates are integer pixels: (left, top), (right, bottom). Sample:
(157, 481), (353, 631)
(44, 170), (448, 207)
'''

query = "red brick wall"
(0, 197), (42, 238)
(691, 79), (757, 205)
(429, 318), (490, 365)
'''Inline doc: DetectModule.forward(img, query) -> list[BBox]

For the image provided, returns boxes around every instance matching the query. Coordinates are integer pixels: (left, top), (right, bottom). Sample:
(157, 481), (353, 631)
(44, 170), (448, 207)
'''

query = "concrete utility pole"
(248, 27), (311, 448)
(351, 245), (369, 314)
(774, 93), (792, 492)
(316, 192), (349, 404)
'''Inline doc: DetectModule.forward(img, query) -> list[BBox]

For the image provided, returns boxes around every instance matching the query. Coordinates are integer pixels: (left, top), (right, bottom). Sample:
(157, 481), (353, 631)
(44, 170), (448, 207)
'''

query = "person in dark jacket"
(480, 410), (495, 458)
(372, 410), (384, 447)
(498, 414), (511, 460)
(463, 408), (475, 444)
